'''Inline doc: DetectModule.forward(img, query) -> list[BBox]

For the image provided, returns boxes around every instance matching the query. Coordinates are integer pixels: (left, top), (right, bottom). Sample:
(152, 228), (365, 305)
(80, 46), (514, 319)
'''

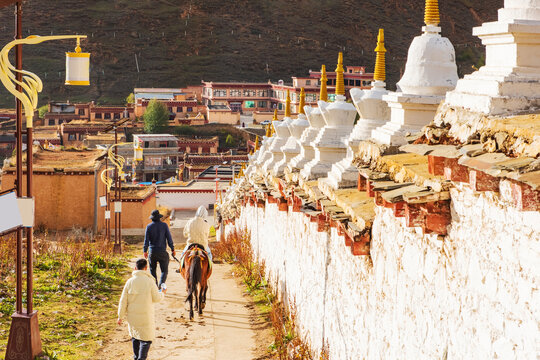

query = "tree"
(126, 92), (135, 104)
(143, 99), (168, 134)
(225, 134), (236, 147)
(38, 105), (48, 118)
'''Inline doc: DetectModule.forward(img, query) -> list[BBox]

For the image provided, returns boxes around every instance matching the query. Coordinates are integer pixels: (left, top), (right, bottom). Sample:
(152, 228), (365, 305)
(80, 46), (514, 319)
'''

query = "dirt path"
(97, 261), (271, 360)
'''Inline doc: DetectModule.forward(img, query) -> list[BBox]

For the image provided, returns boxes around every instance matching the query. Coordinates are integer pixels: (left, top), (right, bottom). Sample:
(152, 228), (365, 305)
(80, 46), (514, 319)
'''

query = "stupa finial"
(285, 90), (291, 117)
(373, 29), (386, 82)
(335, 52), (345, 96)
(298, 88), (306, 115)
(424, 0), (440, 27)
(320, 65), (328, 101)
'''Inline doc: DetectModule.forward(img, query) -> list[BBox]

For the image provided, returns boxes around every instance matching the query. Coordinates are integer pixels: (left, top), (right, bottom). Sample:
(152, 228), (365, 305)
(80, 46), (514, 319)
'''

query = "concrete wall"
(157, 190), (216, 210)
(225, 185), (539, 359)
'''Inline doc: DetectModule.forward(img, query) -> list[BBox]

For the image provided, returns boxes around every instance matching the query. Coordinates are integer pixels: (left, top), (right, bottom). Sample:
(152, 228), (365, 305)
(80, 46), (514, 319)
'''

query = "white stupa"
(272, 89), (309, 176)
(371, 0), (458, 146)
(324, 29), (391, 190)
(288, 65), (329, 174)
(445, 0), (540, 115)
(262, 91), (293, 174)
(300, 53), (358, 181)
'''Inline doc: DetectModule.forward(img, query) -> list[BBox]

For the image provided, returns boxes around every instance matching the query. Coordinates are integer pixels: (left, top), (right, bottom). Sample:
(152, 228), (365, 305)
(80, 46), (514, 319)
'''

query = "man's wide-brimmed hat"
(150, 209), (163, 220)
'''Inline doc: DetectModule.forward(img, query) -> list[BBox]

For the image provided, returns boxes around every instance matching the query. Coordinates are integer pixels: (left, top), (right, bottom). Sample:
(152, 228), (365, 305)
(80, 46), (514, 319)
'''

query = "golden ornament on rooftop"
(335, 52), (345, 96)
(319, 65), (328, 102)
(298, 88), (306, 114)
(424, 0), (440, 26)
(285, 89), (291, 117)
(373, 29), (386, 82)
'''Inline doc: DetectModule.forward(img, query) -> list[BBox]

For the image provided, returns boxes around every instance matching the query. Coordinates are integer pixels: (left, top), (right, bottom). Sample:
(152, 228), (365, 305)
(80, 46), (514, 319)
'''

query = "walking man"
(144, 209), (175, 288)
(117, 258), (165, 360)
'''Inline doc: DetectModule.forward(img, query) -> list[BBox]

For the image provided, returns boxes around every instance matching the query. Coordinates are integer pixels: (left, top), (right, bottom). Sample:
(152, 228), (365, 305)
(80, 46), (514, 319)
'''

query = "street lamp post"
(0, 21), (90, 360)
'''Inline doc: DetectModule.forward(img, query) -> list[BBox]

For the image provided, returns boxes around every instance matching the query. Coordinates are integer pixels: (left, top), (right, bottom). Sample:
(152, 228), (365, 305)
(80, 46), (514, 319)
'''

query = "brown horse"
(181, 245), (212, 320)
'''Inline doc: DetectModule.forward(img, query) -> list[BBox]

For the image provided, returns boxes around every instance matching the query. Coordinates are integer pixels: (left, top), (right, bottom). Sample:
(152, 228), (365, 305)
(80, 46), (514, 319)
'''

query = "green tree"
(126, 92), (135, 104)
(225, 134), (236, 147)
(143, 99), (169, 134)
(38, 105), (48, 118)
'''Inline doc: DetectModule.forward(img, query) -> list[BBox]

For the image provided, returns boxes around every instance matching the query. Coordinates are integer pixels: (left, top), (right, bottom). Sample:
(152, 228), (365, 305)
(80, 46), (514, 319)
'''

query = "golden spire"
(254, 135), (259, 150)
(424, 0), (440, 26)
(335, 52), (345, 96)
(265, 123), (272, 137)
(298, 88), (306, 115)
(285, 90), (291, 117)
(273, 108), (278, 121)
(373, 29), (386, 82)
(320, 65), (328, 101)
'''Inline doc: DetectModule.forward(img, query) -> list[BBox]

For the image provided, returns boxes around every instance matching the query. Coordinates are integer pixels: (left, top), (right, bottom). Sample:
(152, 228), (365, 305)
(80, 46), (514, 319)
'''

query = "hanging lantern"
(65, 37), (90, 86)
(134, 144), (143, 162)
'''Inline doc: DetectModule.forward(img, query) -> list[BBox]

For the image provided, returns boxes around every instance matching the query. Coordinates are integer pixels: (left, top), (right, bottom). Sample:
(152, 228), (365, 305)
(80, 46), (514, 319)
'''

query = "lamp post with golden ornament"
(0, 26), (89, 359)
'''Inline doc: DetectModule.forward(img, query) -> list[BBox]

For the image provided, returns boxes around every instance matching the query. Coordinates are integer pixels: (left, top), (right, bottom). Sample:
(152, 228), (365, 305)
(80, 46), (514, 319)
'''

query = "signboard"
(99, 196), (107, 207)
(114, 202), (122, 213)
(0, 192), (22, 234)
(105, 210), (111, 220)
(17, 197), (34, 227)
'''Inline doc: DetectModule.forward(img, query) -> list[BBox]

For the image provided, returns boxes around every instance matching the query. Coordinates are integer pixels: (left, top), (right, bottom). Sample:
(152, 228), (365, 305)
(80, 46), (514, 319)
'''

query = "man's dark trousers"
(132, 338), (152, 360)
(149, 250), (169, 287)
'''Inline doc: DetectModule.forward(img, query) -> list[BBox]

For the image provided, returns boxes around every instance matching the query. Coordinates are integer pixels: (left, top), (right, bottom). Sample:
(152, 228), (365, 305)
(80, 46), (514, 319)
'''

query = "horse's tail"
(186, 254), (202, 302)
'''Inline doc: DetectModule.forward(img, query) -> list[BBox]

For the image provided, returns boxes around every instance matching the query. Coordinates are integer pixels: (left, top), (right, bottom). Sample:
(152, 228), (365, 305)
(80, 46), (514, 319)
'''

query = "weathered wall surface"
(226, 185), (540, 359)
(121, 195), (156, 229)
(157, 190), (216, 210)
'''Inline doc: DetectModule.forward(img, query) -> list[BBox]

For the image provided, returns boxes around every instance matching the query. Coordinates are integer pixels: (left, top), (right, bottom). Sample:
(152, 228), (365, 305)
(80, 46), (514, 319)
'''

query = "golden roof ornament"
(320, 65), (328, 102)
(424, 0), (440, 26)
(298, 88), (306, 115)
(335, 52), (345, 96)
(373, 29), (387, 82)
(285, 89), (291, 117)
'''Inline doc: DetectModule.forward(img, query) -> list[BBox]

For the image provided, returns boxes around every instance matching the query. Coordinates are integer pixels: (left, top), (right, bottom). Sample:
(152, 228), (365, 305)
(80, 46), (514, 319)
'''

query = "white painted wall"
(157, 191), (216, 210)
(226, 184), (540, 359)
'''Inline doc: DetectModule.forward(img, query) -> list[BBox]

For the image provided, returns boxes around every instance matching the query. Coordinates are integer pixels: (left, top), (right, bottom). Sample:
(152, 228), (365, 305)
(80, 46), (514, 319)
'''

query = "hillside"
(0, 0), (501, 107)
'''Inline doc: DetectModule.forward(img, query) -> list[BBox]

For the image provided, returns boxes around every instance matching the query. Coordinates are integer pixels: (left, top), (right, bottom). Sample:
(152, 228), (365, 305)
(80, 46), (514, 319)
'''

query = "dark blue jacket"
(143, 220), (174, 253)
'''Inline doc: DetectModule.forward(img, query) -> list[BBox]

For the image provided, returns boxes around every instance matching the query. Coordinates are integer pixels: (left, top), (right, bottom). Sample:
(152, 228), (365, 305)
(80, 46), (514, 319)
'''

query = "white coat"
(118, 270), (164, 341)
(183, 216), (211, 249)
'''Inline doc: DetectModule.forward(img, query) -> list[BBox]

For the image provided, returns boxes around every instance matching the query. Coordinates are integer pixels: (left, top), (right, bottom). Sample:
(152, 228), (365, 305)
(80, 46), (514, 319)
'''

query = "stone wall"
(225, 184), (539, 359)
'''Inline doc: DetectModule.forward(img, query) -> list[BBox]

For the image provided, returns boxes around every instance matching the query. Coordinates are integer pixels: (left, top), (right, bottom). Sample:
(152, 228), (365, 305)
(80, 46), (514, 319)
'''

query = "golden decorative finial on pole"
(373, 29), (386, 82)
(424, 0), (440, 26)
(285, 89), (291, 117)
(335, 52), (345, 96)
(320, 65), (328, 101)
(254, 135), (259, 150)
(298, 87), (306, 115)
(273, 108), (278, 121)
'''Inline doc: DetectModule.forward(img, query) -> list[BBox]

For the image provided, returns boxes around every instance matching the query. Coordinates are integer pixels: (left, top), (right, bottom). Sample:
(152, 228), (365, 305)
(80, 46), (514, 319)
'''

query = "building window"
(187, 107), (193, 112)
(48, 119), (55, 126)
(257, 90), (268, 97)
(244, 101), (255, 108)
(114, 113), (120, 119)
(95, 113), (102, 119)
(213, 89), (226, 97)
(306, 80), (311, 86)
(104, 113), (111, 119)
(159, 141), (167, 148)
(177, 107), (182, 112)
(230, 89), (241, 97)
(78, 109), (85, 115)
(144, 141), (149, 148)
(243, 89), (255, 97)
(79, 133), (84, 140)
(356, 80), (361, 86)
(68, 133), (76, 141)
(258, 101), (267, 108)
(59, 119), (64, 124)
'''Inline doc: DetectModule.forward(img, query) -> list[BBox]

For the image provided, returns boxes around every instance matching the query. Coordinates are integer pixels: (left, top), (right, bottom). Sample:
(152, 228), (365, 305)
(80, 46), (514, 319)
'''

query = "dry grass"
(0, 229), (134, 359)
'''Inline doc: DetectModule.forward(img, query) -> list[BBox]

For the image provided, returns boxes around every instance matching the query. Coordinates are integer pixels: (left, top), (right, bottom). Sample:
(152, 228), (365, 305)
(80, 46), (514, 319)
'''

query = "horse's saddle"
(181, 244), (210, 270)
